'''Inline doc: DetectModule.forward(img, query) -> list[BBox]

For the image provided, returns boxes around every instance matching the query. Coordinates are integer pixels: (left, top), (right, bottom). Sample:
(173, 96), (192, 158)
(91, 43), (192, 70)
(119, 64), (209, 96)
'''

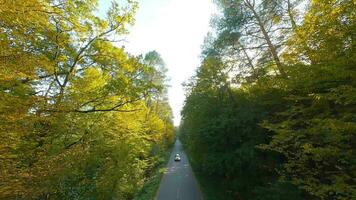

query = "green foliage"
(260, 59), (356, 200)
(181, 56), (283, 200)
(133, 147), (172, 200)
(181, 0), (356, 200)
(0, 1), (174, 199)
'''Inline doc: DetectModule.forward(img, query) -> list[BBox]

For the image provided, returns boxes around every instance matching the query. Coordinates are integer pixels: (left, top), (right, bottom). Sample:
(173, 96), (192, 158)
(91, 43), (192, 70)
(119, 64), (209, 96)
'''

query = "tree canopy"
(180, 0), (356, 199)
(0, 0), (174, 199)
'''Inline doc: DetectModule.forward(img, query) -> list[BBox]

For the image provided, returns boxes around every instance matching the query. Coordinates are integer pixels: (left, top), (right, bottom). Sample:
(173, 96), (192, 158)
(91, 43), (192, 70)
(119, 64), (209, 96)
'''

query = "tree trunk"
(236, 40), (258, 78)
(244, 0), (287, 78)
(287, 0), (297, 31)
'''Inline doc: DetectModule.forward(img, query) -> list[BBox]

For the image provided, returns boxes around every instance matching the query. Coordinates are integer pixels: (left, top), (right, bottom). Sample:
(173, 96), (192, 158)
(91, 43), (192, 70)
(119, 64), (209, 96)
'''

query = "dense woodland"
(1, 0), (356, 200)
(180, 0), (355, 199)
(0, 0), (174, 199)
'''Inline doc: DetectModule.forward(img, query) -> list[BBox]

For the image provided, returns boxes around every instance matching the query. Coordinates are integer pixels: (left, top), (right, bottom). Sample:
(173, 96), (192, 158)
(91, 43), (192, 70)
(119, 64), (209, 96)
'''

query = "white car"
(174, 153), (181, 161)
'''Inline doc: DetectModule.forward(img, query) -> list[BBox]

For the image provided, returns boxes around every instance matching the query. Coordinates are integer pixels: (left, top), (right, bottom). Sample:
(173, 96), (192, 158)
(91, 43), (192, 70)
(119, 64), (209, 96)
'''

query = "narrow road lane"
(156, 139), (203, 200)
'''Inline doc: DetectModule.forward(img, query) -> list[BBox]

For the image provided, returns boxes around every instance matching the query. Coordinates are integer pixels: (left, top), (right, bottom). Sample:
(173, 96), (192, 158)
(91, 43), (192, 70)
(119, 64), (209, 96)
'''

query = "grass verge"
(133, 148), (172, 200)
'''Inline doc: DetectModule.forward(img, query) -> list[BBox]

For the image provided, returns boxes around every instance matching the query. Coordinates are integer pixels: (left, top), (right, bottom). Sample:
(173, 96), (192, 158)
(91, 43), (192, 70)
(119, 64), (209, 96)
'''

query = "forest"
(0, 0), (174, 199)
(1, 0), (356, 200)
(180, 0), (355, 200)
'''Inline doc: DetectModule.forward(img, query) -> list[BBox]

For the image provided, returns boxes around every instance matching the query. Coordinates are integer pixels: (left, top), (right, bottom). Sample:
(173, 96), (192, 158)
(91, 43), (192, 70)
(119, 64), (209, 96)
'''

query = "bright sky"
(99, 0), (216, 125)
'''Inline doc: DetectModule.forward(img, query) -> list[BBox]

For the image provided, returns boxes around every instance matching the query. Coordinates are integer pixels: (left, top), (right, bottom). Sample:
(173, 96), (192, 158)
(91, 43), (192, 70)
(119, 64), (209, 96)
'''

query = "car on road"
(174, 153), (181, 161)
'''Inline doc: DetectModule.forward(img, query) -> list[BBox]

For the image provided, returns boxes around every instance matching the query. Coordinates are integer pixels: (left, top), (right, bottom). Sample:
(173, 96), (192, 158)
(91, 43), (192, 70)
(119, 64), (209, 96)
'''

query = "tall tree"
(0, 1), (175, 199)
(213, 0), (306, 78)
(181, 0), (355, 199)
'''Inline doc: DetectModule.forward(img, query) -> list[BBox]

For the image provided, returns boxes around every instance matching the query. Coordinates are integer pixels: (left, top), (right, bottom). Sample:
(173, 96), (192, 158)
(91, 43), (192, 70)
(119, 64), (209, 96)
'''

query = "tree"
(261, 1), (356, 199)
(0, 1), (175, 199)
(181, 0), (355, 199)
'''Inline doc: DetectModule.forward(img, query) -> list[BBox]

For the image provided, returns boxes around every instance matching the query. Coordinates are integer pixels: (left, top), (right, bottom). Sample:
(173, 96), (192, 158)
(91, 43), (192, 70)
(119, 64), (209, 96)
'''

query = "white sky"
(99, 0), (216, 125)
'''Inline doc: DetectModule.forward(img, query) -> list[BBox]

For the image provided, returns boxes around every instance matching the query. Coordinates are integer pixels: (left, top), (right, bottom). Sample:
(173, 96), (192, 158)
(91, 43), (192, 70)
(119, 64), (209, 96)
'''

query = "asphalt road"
(156, 139), (203, 200)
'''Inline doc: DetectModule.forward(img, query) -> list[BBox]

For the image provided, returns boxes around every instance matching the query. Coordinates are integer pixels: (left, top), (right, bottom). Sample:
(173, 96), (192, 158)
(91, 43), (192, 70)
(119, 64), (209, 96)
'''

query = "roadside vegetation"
(180, 0), (356, 199)
(0, 1), (174, 199)
(134, 143), (173, 200)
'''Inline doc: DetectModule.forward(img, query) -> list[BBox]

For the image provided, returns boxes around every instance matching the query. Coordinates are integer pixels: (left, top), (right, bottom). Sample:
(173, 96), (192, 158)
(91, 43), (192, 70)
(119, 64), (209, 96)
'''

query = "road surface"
(156, 139), (203, 200)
